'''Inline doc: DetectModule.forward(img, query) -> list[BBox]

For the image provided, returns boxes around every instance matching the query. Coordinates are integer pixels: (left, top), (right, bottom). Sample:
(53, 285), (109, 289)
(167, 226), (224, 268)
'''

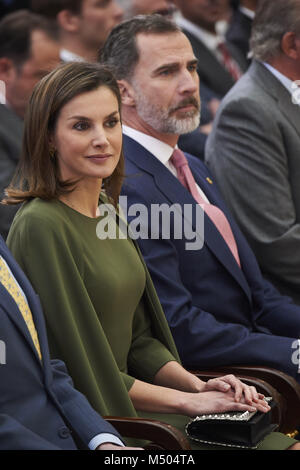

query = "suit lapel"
(123, 136), (252, 302)
(0, 238), (48, 368)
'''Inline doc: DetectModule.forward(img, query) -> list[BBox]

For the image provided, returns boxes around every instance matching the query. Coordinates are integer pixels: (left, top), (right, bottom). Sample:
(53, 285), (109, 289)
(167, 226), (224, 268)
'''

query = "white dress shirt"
(239, 6), (255, 20)
(263, 62), (300, 105)
(123, 125), (209, 202)
(60, 48), (85, 63)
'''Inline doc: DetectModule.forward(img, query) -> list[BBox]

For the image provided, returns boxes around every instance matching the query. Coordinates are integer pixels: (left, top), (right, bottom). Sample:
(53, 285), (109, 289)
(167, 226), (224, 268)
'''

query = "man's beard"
(133, 87), (201, 135)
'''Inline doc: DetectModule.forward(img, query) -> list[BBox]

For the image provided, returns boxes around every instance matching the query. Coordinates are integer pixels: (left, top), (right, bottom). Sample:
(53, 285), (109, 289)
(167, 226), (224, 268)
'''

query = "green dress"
(7, 196), (297, 450)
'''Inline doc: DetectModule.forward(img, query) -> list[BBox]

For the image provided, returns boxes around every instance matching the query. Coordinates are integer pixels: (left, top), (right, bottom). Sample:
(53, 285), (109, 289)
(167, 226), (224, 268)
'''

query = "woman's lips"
(86, 154), (112, 162)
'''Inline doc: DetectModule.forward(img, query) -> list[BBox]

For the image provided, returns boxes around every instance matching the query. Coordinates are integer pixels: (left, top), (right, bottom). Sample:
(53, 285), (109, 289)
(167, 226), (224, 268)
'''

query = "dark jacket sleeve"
(49, 359), (124, 446)
(0, 414), (61, 450)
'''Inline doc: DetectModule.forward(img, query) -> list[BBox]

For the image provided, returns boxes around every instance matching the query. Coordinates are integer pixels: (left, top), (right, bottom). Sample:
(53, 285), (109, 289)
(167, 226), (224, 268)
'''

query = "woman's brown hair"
(3, 61), (124, 207)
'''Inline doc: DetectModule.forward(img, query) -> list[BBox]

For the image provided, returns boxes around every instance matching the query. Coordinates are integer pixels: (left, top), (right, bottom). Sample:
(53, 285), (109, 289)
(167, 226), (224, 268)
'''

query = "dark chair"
(104, 416), (191, 450)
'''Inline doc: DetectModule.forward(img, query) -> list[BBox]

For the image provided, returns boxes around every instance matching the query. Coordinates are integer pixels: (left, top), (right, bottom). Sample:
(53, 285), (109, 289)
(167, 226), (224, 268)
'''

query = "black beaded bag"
(185, 397), (277, 449)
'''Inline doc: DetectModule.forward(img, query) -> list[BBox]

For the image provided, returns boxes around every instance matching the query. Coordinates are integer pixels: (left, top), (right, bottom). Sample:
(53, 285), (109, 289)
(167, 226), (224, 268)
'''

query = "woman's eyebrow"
(67, 110), (119, 121)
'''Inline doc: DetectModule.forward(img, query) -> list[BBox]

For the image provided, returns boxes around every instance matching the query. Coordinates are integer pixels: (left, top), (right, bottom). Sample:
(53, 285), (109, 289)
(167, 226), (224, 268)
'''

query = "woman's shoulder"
(11, 198), (69, 233)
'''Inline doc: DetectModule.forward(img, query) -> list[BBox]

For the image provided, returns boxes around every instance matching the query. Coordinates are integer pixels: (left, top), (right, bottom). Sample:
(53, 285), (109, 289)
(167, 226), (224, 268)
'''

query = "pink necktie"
(217, 42), (243, 82)
(171, 149), (241, 267)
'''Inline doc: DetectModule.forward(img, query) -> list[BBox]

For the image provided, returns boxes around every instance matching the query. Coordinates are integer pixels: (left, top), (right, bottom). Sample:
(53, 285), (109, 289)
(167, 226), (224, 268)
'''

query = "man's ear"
(281, 31), (300, 60)
(0, 57), (16, 82)
(57, 9), (81, 33)
(117, 79), (136, 107)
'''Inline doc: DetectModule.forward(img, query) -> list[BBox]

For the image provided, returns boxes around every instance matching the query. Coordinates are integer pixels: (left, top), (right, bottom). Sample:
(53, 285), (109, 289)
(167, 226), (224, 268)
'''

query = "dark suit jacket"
(0, 236), (122, 450)
(178, 128), (207, 161)
(0, 104), (22, 239)
(226, 8), (253, 63)
(182, 28), (248, 97)
(121, 135), (300, 379)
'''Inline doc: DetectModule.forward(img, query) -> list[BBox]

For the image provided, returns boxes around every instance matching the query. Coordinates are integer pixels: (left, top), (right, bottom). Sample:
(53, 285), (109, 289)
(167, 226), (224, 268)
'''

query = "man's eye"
(73, 121), (90, 131)
(188, 64), (198, 72)
(160, 69), (171, 76)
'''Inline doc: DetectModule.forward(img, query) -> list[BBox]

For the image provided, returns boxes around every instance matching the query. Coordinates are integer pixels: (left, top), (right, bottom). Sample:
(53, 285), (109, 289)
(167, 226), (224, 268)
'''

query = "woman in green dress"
(5, 62), (298, 450)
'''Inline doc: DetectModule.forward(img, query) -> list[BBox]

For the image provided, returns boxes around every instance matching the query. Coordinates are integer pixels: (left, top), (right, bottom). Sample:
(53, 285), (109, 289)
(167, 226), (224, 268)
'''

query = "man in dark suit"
(100, 14), (300, 382)
(0, 234), (139, 449)
(205, 0), (300, 306)
(173, 0), (248, 97)
(0, 10), (60, 239)
(0, 105), (23, 240)
(226, 0), (258, 63)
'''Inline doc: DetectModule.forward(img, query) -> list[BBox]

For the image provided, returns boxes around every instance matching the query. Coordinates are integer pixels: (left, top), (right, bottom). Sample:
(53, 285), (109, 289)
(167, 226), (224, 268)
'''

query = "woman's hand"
(200, 374), (265, 405)
(181, 388), (271, 418)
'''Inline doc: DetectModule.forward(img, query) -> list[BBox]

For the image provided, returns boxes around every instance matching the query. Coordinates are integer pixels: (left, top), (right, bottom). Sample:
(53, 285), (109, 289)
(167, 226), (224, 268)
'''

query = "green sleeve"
(7, 211), (136, 412)
(128, 298), (177, 384)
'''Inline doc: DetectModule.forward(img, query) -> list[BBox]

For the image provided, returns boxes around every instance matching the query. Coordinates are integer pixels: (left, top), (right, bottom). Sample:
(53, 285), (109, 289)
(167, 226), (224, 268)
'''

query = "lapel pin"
(206, 177), (213, 184)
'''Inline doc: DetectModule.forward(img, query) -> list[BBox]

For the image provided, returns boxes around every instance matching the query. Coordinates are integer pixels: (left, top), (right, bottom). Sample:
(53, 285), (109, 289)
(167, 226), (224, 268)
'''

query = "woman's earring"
(49, 147), (56, 159)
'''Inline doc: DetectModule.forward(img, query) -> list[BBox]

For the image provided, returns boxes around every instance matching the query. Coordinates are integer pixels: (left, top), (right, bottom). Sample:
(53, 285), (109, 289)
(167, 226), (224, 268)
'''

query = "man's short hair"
(100, 14), (181, 81)
(250, 0), (300, 62)
(0, 9), (58, 67)
(30, 0), (83, 19)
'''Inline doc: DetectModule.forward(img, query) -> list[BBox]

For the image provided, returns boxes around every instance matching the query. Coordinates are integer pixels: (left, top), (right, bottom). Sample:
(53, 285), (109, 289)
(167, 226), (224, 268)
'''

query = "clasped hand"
(186, 374), (271, 417)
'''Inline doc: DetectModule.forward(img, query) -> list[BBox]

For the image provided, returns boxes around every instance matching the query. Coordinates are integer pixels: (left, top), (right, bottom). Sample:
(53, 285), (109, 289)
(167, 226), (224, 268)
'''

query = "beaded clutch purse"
(185, 397), (277, 449)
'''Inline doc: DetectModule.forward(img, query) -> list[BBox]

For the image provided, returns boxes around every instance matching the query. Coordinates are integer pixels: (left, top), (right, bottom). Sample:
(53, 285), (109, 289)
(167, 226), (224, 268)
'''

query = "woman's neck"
(59, 180), (102, 218)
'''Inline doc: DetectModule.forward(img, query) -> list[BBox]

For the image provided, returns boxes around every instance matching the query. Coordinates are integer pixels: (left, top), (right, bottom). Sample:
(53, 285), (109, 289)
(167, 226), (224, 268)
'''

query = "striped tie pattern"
(217, 42), (243, 82)
(0, 257), (42, 360)
(171, 149), (241, 267)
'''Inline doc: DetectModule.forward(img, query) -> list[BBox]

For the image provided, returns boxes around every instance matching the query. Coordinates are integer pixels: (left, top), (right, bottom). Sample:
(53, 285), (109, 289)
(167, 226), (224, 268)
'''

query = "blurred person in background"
(118, 0), (176, 18)
(206, 0), (300, 306)
(173, 0), (247, 97)
(31, 0), (123, 62)
(0, 10), (60, 239)
(226, 0), (259, 63)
